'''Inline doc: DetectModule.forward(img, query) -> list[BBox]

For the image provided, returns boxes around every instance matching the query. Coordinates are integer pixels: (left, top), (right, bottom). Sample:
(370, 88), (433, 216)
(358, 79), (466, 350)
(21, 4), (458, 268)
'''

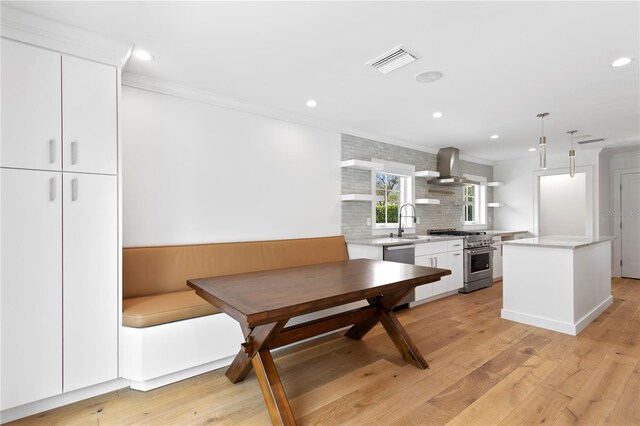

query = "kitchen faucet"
(397, 203), (417, 237)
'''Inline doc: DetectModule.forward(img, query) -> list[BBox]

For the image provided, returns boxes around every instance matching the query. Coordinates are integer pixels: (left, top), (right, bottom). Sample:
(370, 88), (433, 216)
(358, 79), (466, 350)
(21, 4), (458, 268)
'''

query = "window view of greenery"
(464, 184), (476, 223)
(375, 172), (400, 225)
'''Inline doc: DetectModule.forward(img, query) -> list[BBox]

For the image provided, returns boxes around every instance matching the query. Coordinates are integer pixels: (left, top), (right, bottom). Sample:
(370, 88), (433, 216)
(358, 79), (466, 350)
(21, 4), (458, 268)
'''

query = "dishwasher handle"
(384, 244), (416, 251)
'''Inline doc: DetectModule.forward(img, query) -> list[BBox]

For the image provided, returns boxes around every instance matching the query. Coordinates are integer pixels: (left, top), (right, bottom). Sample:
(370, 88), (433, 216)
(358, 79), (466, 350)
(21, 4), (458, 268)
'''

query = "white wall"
(493, 149), (601, 235)
(121, 86), (341, 247)
(598, 149), (612, 238)
(539, 173), (586, 236)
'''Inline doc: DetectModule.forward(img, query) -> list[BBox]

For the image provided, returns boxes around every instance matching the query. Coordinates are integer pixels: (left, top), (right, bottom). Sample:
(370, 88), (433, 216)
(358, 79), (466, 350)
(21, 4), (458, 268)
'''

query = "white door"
(1, 39), (61, 170)
(63, 173), (118, 391)
(62, 56), (117, 175)
(621, 173), (640, 279)
(1, 169), (62, 410)
(539, 173), (587, 236)
(447, 250), (464, 291)
(432, 252), (449, 296)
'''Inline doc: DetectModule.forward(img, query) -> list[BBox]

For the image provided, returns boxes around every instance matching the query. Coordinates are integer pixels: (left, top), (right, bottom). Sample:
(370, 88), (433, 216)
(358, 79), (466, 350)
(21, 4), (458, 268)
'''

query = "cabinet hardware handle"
(453, 253), (461, 256)
(71, 141), (78, 165)
(49, 177), (55, 201)
(71, 178), (78, 201)
(48, 139), (56, 164)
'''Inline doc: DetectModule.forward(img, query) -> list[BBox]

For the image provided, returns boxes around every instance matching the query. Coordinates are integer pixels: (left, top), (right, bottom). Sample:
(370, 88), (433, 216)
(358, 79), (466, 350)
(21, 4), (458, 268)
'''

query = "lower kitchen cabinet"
(447, 250), (464, 291)
(493, 236), (503, 279)
(0, 169), (118, 410)
(347, 239), (464, 304)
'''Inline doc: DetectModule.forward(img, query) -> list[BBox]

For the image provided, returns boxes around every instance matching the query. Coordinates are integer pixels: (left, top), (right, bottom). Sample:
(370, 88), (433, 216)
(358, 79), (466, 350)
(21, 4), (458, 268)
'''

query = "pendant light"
(567, 130), (577, 177)
(537, 112), (549, 170)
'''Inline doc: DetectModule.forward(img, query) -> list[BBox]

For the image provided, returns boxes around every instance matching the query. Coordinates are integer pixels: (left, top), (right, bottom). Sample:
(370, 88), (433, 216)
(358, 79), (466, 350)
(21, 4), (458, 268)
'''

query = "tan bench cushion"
(122, 290), (220, 328)
(122, 236), (349, 299)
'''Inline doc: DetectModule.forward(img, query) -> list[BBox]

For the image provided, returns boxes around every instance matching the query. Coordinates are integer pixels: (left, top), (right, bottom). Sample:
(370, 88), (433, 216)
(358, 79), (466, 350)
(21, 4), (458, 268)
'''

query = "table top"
(188, 258), (449, 327)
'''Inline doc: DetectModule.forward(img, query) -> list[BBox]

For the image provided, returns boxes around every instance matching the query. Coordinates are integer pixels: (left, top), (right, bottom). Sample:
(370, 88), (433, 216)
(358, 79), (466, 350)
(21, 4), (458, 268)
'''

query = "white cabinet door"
(493, 237), (503, 279)
(414, 255), (433, 300)
(1, 169), (62, 409)
(62, 56), (117, 175)
(63, 173), (118, 392)
(431, 252), (449, 296)
(447, 250), (464, 291)
(1, 39), (61, 170)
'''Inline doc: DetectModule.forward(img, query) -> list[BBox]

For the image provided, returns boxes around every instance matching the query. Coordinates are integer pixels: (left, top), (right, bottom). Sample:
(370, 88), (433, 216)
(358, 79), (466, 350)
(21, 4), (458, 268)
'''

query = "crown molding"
(122, 71), (446, 155)
(1, 5), (131, 67)
(459, 154), (495, 166)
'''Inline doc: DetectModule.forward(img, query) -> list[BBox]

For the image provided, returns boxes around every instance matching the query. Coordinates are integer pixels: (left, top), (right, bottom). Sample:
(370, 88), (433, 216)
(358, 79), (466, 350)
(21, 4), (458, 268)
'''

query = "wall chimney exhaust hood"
(428, 147), (479, 186)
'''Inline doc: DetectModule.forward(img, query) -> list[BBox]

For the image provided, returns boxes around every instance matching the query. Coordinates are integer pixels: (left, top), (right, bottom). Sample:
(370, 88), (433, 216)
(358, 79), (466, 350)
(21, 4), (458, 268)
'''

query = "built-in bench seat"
(121, 236), (349, 390)
(122, 290), (219, 328)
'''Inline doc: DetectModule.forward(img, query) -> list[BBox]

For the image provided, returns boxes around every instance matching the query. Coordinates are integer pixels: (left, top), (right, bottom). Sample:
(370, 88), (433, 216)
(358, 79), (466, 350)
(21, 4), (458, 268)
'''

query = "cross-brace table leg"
(345, 288), (429, 369)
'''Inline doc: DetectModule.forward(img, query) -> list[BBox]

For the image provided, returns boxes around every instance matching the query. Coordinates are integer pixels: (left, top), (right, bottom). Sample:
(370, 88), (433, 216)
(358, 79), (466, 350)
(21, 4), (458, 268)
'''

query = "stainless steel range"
(428, 229), (496, 293)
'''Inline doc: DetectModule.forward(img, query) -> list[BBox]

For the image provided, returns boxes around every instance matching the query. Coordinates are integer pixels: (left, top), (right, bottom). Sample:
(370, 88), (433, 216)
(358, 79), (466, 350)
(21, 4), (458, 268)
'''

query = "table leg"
(346, 289), (429, 369)
(226, 320), (287, 384)
(378, 309), (428, 369)
(345, 290), (410, 340)
(252, 349), (297, 426)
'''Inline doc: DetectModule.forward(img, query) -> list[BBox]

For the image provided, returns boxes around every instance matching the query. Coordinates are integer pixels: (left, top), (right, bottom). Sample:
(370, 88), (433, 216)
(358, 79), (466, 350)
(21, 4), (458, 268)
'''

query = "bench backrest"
(122, 236), (349, 299)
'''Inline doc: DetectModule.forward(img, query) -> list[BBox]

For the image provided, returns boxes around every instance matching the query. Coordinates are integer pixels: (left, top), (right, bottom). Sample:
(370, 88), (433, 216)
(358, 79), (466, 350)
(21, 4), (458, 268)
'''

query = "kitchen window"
(372, 160), (415, 231)
(463, 174), (487, 226)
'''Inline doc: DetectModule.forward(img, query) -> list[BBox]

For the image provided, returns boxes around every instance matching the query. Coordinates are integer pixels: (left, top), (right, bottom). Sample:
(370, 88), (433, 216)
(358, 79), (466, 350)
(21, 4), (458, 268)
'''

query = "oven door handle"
(466, 247), (497, 255)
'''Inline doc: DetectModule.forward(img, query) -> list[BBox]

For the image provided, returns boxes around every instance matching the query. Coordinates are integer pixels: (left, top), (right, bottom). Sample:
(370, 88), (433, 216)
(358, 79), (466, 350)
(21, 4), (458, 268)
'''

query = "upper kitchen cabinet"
(0, 39), (117, 175)
(1, 39), (62, 170)
(62, 56), (117, 175)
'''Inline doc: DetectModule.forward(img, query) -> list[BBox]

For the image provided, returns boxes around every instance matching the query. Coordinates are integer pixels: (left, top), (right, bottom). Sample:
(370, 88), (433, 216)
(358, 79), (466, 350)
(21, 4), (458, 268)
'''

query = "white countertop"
(483, 230), (528, 236)
(346, 235), (461, 247)
(503, 235), (614, 249)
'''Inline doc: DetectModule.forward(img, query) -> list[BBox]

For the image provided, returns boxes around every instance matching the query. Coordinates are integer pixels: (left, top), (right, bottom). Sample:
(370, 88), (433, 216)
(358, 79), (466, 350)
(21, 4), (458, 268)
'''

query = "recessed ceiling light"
(529, 148), (537, 152)
(611, 57), (632, 67)
(306, 99), (318, 108)
(416, 71), (444, 84)
(133, 49), (154, 61)
(432, 111), (444, 119)
(490, 134), (500, 140)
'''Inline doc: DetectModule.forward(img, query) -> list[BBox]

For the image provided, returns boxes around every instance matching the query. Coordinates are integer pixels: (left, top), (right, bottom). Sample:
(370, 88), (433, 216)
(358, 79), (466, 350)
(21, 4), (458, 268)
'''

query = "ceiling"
(5, 1), (640, 162)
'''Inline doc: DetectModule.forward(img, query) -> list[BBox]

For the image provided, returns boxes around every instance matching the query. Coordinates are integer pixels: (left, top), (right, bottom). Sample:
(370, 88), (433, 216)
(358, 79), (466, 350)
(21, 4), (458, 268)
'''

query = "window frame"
(463, 174), (487, 228)
(371, 160), (415, 234)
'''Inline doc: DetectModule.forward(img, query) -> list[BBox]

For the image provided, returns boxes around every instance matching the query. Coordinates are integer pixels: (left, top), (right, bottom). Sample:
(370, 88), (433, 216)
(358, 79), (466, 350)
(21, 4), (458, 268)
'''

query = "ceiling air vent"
(366, 45), (417, 74)
(577, 138), (606, 144)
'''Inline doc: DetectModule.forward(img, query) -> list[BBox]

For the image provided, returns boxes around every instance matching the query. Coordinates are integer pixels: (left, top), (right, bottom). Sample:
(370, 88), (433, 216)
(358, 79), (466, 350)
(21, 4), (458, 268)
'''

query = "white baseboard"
(129, 356), (235, 391)
(501, 309), (577, 335)
(0, 378), (129, 424)
(574, 296), (613, 335)
(501, 295), (613, 336)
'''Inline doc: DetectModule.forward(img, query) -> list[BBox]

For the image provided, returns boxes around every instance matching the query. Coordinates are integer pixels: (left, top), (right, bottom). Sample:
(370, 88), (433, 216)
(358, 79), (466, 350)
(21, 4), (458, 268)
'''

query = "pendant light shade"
(568, 130), (577, 177)
(537, 113), (549, 170)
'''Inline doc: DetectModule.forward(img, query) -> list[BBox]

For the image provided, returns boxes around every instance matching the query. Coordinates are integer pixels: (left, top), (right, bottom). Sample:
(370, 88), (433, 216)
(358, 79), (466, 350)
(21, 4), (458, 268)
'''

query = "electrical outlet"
(366, 217), (371, 226)
(416, 217), (421, 224)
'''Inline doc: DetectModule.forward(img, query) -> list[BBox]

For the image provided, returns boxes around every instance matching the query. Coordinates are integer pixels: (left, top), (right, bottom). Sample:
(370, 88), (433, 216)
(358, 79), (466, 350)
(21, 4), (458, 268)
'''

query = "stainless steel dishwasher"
(383, 244), (416, 309)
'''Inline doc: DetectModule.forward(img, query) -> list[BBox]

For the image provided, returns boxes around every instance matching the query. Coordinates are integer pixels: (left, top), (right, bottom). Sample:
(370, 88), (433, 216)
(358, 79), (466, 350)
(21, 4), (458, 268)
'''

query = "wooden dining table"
(188, 258), (450, 425)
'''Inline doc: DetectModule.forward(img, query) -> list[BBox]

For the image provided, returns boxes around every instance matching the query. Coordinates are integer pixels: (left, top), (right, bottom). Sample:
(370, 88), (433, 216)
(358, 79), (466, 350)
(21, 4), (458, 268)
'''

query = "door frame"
(612, 167), (640, 277)
(532, 166), (594, 237)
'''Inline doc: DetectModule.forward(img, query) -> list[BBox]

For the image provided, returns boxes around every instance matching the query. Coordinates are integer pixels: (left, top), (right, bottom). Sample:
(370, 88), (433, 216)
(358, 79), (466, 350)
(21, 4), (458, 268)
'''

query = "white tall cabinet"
(1, 38), (119, 410)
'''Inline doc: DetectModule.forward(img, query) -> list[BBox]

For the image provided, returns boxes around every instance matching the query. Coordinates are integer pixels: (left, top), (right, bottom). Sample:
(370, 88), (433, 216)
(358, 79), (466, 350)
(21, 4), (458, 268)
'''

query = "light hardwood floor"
(9, 278), (640, 425)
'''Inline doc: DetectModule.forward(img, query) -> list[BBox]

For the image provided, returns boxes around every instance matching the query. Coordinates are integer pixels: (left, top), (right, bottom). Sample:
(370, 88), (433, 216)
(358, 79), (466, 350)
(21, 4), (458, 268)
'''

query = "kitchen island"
(501, 236), (613, 335)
